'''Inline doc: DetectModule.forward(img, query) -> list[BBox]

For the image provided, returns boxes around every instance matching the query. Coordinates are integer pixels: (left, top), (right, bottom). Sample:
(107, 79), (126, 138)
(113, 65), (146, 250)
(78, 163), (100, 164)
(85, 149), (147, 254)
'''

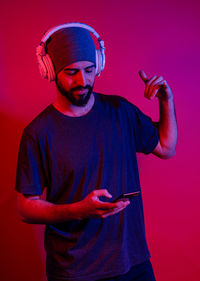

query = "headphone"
(36, 22), (106, 82)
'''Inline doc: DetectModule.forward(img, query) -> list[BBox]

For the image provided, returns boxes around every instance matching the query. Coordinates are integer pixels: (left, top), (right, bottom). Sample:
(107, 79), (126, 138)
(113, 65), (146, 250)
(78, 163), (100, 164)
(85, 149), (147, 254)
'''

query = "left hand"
(139, 70), (173, 101)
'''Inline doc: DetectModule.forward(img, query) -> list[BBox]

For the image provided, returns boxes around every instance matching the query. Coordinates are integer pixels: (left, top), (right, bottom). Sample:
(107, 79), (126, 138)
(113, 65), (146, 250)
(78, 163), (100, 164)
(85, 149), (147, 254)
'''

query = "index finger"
(138, 70), (149, 84)
(97, 200), (129, 210)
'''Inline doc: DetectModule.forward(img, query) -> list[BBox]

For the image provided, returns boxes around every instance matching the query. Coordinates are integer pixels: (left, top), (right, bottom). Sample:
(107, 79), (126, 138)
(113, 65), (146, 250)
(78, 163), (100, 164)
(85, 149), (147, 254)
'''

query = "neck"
(53, 90), (95, 117)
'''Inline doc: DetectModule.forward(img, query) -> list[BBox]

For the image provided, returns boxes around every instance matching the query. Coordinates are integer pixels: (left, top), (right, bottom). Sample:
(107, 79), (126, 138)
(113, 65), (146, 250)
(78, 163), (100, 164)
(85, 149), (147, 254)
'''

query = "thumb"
(139, 70), (149, 84)
(95, 189), (112, 199)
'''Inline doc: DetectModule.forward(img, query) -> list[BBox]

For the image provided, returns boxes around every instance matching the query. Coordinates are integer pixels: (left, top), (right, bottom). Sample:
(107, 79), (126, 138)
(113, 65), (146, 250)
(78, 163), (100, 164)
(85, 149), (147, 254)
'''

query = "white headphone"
(36, 22), (106, 82)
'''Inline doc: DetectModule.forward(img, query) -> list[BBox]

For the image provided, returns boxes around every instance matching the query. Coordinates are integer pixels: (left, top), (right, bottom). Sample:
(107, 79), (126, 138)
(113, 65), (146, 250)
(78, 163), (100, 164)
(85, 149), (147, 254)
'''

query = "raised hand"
(138, 70), (173, 101)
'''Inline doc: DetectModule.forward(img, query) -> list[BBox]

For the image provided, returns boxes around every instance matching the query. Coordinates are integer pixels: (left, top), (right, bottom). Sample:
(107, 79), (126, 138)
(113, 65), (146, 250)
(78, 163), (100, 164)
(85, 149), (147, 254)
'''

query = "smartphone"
(113, 191), (141, 202)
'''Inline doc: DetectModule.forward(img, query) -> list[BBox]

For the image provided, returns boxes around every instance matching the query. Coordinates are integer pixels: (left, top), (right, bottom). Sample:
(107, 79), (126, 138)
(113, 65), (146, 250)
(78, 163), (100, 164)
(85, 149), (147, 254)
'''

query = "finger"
(102, 202), (130, 218)
(145, 75), (157, 98)
(93, 189), (112, 199)
(150, 76), (164, 87)
(145, 76), (165, 99)
(148, 80), (167, 100)
(138, 70), (149, 84)
(115, 200), (130, 208)
(97, 200), (125, 210)
(148, 87), (160, 100)
(102, 209), (123, 218)
(98, 199), (130, 211)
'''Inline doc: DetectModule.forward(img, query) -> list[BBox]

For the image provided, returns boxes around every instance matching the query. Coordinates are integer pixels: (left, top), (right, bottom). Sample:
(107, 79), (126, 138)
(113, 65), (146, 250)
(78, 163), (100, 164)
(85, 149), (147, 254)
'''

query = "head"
(55, 60), (96, 106)
(45, 26), (97, 106)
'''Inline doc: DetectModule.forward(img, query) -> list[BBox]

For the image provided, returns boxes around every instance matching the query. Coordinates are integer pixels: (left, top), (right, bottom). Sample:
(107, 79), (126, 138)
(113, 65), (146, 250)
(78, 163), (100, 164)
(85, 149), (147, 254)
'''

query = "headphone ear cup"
(43, 54), (56, 81)
(95, 49), (103, 76)
(36, 45), (48, 79)
(37, 23), (105, 80)
(36, 45), (56, 81)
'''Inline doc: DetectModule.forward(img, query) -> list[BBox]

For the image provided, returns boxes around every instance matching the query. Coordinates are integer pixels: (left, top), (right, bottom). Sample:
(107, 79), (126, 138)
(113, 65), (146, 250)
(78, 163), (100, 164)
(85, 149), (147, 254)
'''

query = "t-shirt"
(15, 92), (159, 281)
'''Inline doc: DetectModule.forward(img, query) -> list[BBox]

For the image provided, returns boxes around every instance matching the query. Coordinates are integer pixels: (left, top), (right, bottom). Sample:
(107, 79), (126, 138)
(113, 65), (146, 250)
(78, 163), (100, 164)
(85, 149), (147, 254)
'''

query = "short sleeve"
(15, 130), (47, 195)
(133, 106), (159, 154)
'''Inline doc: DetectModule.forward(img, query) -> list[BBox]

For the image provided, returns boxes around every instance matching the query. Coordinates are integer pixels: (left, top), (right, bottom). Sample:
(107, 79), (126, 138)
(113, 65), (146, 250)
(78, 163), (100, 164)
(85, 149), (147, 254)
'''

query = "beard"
(56, 79), (94, 107)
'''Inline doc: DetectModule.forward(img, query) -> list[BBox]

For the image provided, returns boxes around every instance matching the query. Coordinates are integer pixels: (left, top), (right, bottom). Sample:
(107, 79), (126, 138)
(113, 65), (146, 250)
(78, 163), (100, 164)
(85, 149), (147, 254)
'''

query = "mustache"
(71, 85), (91, 92)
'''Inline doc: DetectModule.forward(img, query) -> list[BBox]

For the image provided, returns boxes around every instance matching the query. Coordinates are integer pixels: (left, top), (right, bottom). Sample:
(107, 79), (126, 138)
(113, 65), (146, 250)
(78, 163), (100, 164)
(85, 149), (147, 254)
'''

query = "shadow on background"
(0, 111), (46, 281)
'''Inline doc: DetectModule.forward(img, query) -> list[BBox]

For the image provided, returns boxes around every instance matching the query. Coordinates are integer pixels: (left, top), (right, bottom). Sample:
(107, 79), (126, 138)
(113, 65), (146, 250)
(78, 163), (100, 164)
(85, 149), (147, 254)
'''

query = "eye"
(64, 69), (77, 76)
(85, 67), (95, 73)
(64, 70), (77, 76)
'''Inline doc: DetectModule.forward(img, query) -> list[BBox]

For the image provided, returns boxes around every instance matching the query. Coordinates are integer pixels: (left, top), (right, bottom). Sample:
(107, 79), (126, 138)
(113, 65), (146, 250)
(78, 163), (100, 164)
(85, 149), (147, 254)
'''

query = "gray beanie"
(46, 27), (96, 74)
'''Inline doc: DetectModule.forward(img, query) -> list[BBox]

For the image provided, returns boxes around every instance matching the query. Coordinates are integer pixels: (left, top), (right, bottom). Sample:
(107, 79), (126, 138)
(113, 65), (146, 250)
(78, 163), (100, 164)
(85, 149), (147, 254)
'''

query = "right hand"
(79, 189), (130, 219)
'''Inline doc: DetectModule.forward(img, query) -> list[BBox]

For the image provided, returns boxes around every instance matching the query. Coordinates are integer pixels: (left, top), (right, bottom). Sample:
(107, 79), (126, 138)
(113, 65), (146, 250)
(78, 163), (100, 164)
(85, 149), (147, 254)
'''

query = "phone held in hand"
(113, 191), (141, 202)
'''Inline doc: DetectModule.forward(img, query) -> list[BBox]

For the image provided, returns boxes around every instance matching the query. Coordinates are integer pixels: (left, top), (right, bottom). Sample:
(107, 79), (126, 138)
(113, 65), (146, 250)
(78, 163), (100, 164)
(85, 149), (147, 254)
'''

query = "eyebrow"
(64, 64), (96, 71)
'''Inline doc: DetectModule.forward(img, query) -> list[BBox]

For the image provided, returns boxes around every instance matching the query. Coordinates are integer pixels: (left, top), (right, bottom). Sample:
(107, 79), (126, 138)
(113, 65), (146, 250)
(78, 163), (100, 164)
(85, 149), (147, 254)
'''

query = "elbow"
(16, 193), (37, 224)
(17, 213), (32, 224)
(153, 141), (177, 159)
(159, 147), (176, 159)
(16, 201), (32, 224)
(164, 142), (177, 159)
(168, 148), (176, 158)
(17, 208), (38, 224)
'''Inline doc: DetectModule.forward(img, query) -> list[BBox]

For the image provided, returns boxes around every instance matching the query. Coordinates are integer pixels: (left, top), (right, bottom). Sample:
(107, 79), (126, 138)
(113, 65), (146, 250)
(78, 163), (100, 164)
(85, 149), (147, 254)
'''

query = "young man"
(15, 23), (177, 281)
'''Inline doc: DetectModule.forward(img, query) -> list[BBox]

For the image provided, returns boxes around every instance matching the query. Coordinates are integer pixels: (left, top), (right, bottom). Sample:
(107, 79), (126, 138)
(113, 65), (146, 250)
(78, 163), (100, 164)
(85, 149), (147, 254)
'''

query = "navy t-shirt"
(15, 93), (159, 281)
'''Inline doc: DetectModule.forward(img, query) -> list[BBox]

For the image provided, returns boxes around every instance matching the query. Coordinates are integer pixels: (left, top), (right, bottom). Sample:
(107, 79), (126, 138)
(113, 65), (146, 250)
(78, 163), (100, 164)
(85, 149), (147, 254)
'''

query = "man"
(15, 23), (177, 281)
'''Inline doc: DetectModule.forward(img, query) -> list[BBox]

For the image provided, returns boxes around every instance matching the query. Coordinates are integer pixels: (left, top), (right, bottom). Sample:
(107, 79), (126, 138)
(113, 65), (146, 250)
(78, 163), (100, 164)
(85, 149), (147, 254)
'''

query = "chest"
(47, 114), (129, 173)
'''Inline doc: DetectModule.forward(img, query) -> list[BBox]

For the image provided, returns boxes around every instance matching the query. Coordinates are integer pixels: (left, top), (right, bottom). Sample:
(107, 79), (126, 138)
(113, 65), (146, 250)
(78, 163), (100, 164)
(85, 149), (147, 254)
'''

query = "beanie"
(46, 27), (96, 74)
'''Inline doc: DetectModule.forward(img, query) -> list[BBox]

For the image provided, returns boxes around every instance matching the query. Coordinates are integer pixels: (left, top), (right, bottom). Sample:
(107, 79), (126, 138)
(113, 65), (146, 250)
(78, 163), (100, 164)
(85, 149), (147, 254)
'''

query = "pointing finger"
(139, 70), (149, 84)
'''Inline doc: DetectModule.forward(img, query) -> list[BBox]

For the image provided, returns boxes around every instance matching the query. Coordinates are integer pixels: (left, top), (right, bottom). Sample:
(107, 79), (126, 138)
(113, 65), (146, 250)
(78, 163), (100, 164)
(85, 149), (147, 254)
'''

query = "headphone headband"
(41, 22), (101, 43)
(36, 22), (105, 81)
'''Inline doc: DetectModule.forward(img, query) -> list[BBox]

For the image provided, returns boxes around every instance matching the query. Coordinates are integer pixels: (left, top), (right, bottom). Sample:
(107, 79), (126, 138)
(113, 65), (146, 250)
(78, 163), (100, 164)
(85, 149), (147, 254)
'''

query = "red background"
(1, 0), (200, 280)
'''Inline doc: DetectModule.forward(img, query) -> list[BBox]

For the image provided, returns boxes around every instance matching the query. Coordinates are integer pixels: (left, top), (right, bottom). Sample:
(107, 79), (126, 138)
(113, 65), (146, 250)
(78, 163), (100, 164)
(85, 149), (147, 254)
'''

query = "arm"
(17, 189), (130, 224)
(139, 70), (177, 159)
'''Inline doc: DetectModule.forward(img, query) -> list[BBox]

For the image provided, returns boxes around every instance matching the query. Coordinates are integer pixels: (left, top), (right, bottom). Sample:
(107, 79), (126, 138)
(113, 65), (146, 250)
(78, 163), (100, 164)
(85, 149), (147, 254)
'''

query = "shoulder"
(94, 92), (138, 111)
(94, 93), (154, 127)
(22, 104), (55, 140)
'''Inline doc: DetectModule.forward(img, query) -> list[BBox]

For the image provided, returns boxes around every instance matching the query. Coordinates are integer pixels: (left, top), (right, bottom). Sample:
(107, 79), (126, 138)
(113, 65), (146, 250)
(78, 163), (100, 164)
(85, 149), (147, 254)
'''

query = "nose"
(77, 70), (87, 87)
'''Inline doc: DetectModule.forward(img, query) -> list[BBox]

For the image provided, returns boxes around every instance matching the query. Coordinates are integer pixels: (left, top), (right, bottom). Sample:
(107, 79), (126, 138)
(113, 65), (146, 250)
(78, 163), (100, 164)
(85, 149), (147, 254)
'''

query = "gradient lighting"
(0, 0), (200, 281)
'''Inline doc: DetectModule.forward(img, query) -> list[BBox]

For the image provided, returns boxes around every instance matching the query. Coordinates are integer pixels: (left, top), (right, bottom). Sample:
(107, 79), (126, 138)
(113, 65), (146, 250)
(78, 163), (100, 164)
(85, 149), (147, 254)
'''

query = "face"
(56, 61), (96, 106)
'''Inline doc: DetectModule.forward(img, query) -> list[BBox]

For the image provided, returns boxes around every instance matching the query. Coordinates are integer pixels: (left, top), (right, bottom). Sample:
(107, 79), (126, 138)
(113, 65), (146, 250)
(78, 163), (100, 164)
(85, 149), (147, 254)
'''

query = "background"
(1, 0), (200, 280)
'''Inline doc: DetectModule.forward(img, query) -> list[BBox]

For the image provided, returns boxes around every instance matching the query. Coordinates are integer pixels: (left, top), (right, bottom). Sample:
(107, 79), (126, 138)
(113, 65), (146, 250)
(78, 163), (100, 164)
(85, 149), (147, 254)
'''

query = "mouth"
(72, 89), (89, 95)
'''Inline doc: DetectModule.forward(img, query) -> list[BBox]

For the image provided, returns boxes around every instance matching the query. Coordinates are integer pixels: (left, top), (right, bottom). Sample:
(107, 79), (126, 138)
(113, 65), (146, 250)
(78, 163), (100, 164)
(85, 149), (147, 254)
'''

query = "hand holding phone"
(112, 191), (140, 203)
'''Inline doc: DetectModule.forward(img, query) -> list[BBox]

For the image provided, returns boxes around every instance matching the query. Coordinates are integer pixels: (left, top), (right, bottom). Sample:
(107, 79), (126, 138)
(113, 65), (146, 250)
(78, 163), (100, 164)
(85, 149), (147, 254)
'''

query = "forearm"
(17, 195), (84, 224)
(157, 96), (177, 157)
(17, 190), (129, 224)
(139, 70), (178, 159)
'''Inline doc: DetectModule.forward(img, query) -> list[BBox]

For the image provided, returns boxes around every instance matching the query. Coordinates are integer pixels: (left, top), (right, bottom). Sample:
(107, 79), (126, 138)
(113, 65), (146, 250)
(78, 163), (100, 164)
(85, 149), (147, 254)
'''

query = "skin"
(17, 62), (177, 224)
(139, 70), (177, 159)
(53, 61), (97, 116)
